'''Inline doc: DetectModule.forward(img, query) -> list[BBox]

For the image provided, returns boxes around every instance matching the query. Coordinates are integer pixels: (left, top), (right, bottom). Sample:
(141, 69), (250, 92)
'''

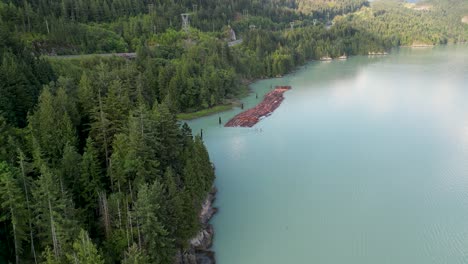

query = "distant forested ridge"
(1, 0), (467, 263)
(0, 0), (466, 54)
(344, 0), (468, 46)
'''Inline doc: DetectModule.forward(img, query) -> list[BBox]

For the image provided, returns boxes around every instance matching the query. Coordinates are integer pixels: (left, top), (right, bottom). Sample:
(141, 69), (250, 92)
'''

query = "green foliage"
(0, 0), (465, 263)
(66, 230), (105, 264)
(59, 144), (82, 202)
(41, 247), (61, 264)
(122, 243), (150, 264)
(28, 87), (77, 167)
(32, 166), (79, 260)
(0, 116), (17, 164)
(79, 137), (102, 214)
(346, 0), (468, 46)
(0, 42), (54, 127)
(0, 162), (28, 263)
(177, 104), (234, 120)
(126, 102), (161, 185)
(160, 167), (185, 243)
(234, 21), (389, 78)
(135, 180), (174, 263)
(0, 52), (216, 263)
(296, 0), (369, 19)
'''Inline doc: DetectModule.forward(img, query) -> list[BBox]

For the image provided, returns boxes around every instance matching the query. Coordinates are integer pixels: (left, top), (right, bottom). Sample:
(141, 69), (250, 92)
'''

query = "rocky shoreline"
(176, 187), (218, 264)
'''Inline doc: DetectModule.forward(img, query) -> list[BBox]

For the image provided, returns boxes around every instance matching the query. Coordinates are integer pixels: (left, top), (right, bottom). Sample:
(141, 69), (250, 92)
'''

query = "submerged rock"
(196, 250), (215, 264)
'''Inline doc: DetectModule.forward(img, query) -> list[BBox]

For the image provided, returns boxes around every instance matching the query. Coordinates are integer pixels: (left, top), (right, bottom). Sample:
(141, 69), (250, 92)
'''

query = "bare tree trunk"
(45, 19), (50, 34)
(59, 176), (65, 197)
(10, 205), (19, 264)
(108, 158), (114, 187)
(98, 88), (110, 169)
(27, 11), (30, 32)
(116, 180), (123, 228)
(73, 253), (79, 264)
(99, 192), (111, 237)
(125, 205), (130, 249)
(23, 0), (31, 32)
(121, 183), (129, 249)
(129, 182), (134, 202)
(139, 110), (145, 137)
(22, 8), (26, 32)
(48, 198), (60, 258)
(136, 217), (142, 250)
(19, 152), (37, 264)
(128, 182), (142, 250)
(117, 197), (122, 228)
(129, 182), (135, 243)
(126, 198), (134, 246)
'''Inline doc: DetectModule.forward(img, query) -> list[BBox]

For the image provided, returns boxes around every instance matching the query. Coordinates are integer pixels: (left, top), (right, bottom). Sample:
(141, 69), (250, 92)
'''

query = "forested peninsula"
(1, 0), (467, 263)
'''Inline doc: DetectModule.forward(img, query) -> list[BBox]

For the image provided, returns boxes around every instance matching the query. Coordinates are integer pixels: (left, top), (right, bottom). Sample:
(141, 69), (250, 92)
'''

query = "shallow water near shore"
(188, 45), (468, 264)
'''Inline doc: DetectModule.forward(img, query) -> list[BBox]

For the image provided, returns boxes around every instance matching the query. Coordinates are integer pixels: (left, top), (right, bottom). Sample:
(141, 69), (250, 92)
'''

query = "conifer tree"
(60, 144), (82, 201)
(28, 87), (77, 167)
(109, 133), (131, 192)
(66, 230), (105, 264)
(180, 156), (202, 239)
(135, 180), (174, 264)
(41, 247), (61, 264)
(17, 150), (38, 263)
(32, 165), (78, 260)
(193, 136), (215, 194)
(78, 72), (96, 115)
(122, 243), (150, 264)
(180, 122), (193, 148)
(161, 167), (185, 243)
(0, 162), (28, 264)
(90, 86), (112, 169)
(152, 102), (180, 170)
(127, 102), (160, 185)
(104, 79), (131, 136)
(79, 137), (102, 214)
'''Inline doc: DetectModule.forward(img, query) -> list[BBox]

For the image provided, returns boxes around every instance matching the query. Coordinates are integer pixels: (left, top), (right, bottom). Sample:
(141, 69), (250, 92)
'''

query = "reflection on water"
(188, 45), (468, 264)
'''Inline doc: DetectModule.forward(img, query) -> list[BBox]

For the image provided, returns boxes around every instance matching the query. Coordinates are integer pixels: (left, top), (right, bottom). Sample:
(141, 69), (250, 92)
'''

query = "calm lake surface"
(188, 45), (468, 264)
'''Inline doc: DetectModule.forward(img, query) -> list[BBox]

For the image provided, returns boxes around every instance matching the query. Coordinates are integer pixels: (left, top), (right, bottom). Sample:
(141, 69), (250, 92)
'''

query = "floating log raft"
(225, 86), (291, 127)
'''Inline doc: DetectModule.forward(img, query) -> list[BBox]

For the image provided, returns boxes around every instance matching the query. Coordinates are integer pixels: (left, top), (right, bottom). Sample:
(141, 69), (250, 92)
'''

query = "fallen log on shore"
(225, 86), (291, 127)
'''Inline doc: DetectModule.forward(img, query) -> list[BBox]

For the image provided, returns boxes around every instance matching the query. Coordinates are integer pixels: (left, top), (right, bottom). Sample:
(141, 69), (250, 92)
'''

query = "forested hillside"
(1, 0), (467, 263)
(344, 0), (468, 46)
(0, 0), (466, 54)
(0, 0), (300, 54)
(1, 33), (216, 264)
(296, 0), (369, 20)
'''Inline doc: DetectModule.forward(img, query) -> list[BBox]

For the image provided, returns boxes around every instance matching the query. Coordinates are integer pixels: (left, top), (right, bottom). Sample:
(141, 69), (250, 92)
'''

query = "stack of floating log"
(225, 86), (291, 127)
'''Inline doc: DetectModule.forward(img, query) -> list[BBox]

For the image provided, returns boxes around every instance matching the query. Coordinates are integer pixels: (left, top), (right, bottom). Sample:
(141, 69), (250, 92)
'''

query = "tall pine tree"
(135, 180), (174, 264)
(0, 162), (28, 264)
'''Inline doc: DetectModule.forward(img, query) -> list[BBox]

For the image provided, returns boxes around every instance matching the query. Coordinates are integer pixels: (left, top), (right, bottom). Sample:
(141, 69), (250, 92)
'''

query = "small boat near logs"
(338, 54), (348, 60)
(225, 86), (292, 127)
(368, 51), (388, 56)
(320, 56), (333, 61)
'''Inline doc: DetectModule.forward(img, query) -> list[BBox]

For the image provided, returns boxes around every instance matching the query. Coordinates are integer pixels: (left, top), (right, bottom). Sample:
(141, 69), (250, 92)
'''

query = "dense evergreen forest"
(1, 0), (467, 263)
(0, 34), (216, 263)
(345, 0), (468, 46)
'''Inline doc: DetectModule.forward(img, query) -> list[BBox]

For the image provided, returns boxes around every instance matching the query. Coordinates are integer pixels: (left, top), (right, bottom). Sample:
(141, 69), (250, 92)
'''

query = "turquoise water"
(188, 45), (468, 264)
